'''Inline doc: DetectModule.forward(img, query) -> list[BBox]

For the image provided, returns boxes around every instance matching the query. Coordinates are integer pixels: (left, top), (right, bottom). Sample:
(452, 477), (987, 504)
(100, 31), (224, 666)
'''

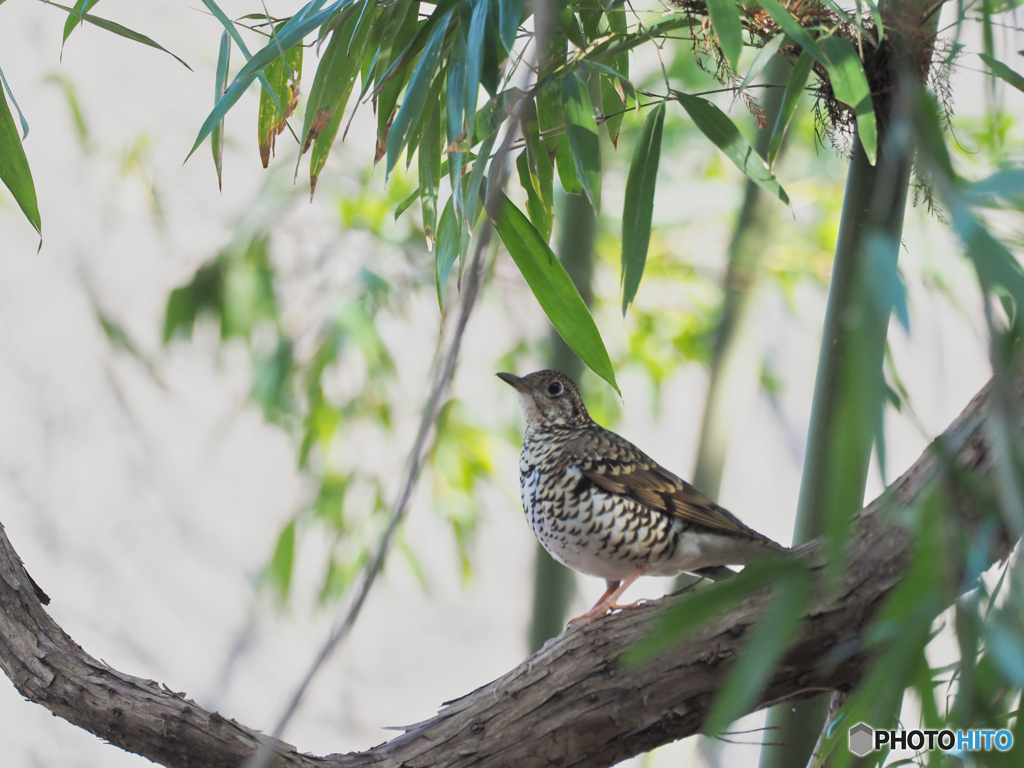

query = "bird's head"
(496, 370), (591, 430)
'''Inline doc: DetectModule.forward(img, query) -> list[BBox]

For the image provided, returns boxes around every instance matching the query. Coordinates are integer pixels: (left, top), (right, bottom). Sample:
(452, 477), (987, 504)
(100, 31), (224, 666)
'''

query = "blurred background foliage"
(3, 0), (1024, 766)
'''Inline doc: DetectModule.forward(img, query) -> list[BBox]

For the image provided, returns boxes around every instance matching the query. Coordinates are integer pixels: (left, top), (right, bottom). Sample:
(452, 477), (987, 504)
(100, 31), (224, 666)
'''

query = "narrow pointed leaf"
(768, 48), (811, 167)
(435, 195), (464, 309)
(61, 0), (99, 45)
(621, 102), (664, 314)
(736, 34), (786, 98)
(494, 193), (618, 392)
(674, 91), (789, 204)
(375, 0), (421, 149)
(419, 96), (442, 247)
(257, 26), (303, 168)
(385, 11), (450, 175)
(705, 0), (743, 73)
(561, 73), (601, 210)
(447, 24), (468, 220)
(519, 97), (553, 240)
(979, 53), (1024, 94)
(212, 31), (230, 189)
(463, 0), (488, 143)
(820, 36), (876, 164)
(306, 5), (376, 196)
(0, 83), (41, 235)
(498, 0), (527, 50)
(43, 0), (190, 69)
(0, 66), (29, 139)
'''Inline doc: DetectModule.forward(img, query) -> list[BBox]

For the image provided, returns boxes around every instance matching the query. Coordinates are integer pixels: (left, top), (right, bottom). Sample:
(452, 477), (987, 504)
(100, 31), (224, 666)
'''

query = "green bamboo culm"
(756, 127), (913, 768)
(527, 192), (597, 653)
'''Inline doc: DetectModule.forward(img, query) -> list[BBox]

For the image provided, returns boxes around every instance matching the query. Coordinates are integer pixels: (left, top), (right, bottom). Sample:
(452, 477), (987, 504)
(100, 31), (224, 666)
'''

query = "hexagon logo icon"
(849, 723), (874, 757)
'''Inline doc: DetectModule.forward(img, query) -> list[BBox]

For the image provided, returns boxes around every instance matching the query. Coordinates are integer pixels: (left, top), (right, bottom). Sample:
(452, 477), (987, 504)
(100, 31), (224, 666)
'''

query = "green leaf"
(753, 0), (825, 66)
(673, 91), (789, 204)
(704, 564), (810, 736)
(768, 48), (811, 168)
(589, 15), (696, 63)
(186, 0), (340, 161)
(979, 52), (1024, 94)
(0, 81), (41, 236)
(0, 65), (29, 139)
(463, 0), (488, 143)
(257, 24), (303, 168)
(620, 102), (664, 314)
(447, 23), (468, 220)
(61, 0), (99, 46)
(212, 31), (230, 190)
(495, 193), (618, 392)
(498, 0), (527, 50)
(267, 519), (297, 600)
(518, 98), (554, 240)
(303, 4), (375, 196)
(705, 0), (743, 73)
(820, 36), (876, 165)
(435, 195), (465, 309)
(41, 0), (190, 70)
(419, 96), (443, 247)
(736, 34), (786, 98)
(386, 11), (451, 176)
(561, 73), (601, 211)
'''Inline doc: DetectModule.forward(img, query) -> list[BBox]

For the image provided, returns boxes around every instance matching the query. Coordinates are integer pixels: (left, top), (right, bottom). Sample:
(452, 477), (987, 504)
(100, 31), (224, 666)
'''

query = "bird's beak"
(496, 372), (531, 393)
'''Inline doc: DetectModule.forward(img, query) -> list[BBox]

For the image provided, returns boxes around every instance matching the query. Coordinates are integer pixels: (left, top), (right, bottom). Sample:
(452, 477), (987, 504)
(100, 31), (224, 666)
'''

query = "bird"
(497, 369), (786, 623)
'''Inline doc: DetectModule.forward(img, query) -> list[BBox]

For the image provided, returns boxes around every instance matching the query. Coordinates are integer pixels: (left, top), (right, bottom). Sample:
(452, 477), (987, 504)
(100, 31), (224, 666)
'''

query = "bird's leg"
(568, 567), (650, 623)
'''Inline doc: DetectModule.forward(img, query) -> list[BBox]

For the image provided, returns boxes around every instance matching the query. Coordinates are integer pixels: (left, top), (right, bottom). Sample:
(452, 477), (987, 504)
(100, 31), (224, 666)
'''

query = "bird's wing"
(571, 427), (780, 544)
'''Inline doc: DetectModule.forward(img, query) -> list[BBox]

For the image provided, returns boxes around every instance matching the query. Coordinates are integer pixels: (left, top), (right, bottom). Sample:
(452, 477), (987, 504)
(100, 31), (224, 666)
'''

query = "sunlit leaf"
(0, 80), (41, 236)
(620, 103), (664, 314)
(494, 193), (618, 392)
(705, 0), (743, 73)
(768, 49), (811, 167)
(673, 91), (789, 204)
(257, 24), (303, 168)
(561, 73), (601, 211)
(820, 36), (877, 165)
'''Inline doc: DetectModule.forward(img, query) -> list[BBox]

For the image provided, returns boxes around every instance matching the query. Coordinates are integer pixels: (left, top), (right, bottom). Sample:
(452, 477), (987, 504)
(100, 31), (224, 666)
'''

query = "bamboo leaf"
(464, 0), (488, 143)
(447, 23), (468, 220)
(435, 195), (465, 309)
(495, 193), (618, 392)
(704, 565), (810, 736)
(0, 65), (29, 139)
(979, 52), (1024, 94)
(0, 80), (41, 236)
(257, 25), (303, 168)
(673, 91), (789, 204)
(498, 0), (527, 50)
(620, 102), (664, 314)
(419, 96), (442, 248)
(386, 11), (452, 177)
(303, 4), (375, 196)
(61, 0), (99, 46)
(705, 0), (743, 73)
(42, 0), (190, 69)
(561, 72), (601, 211)
(768, 48), (811, 167)
(519, 98), (554, 240)
(212, 31), (230, 189)
(736, 33), (786, 99)
(820, 36), (877, 165)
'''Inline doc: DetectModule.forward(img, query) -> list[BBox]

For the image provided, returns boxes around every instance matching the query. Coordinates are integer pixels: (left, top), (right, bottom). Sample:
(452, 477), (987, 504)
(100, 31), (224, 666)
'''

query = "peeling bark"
(0, 374), (1018, 768)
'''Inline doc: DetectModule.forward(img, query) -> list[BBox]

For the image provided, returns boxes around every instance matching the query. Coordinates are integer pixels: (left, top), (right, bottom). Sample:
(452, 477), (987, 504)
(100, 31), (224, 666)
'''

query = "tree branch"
(1, 372), (1019, 768)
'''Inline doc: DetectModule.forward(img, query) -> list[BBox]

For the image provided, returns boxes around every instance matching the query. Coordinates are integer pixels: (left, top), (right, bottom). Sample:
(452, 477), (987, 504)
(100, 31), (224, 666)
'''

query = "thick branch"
(0, 373), (1019, 768)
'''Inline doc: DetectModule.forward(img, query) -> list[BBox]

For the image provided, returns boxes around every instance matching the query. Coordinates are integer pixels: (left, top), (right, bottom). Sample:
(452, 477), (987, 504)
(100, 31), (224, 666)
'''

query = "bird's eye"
(547, 381), (563, 396)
